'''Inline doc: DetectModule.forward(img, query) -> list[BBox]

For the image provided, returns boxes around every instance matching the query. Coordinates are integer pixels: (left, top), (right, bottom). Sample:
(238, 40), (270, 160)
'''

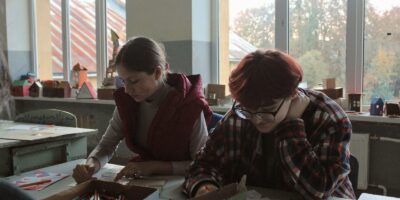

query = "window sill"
(13, 99), (400, 124)
(13, 96), (115, 105)
(346, 112), (400, 124)
(210, 105), (400, 124)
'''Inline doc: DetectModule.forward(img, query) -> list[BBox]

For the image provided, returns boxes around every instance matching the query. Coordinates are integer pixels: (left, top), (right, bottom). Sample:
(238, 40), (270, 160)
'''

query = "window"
(289, 0), (347, 89)
(70, 0), (97, 87)
(219, 0), (275, 92)
(218, 0), (400, 107)
(363, 0), (400, 102)
(220, 0), (347, 91)
(106, 0), (126, 59)
(33, 0), (126, 89)
(35, 0), (64, 81)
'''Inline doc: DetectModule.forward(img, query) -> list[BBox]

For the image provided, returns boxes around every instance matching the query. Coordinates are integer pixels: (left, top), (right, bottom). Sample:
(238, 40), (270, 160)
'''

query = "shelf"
(13, 96), (115, 105)
(347, 113), (400, 124)
(210, 105), (400, 124)
(13, 98), (400, 124)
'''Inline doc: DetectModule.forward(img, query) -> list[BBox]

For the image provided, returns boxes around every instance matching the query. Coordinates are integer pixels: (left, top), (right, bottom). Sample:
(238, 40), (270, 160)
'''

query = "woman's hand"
(72, 164), (96, 184)
(72, 158), (100, 184)
(194, 183), (218, 197)
(114, 161), (172, 181)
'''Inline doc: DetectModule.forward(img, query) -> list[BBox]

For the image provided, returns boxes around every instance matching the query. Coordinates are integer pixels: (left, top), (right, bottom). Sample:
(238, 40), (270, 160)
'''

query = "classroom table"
(5, 159), (185, 200)
(4, 159), (366, 200)
(0, 120), (97, 176)
(359, 193), (400, 200)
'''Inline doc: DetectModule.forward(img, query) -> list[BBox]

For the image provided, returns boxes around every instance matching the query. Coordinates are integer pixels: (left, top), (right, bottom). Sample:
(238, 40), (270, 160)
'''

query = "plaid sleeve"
(275, 116), (353, 200)
(183, 110), (243, 197)
(182, 115), (226, 197)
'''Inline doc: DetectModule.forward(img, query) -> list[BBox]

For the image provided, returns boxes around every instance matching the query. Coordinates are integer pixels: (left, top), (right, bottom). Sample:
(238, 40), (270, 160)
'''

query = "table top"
(0, 120), (97, 148)
(5, 159), (187, 200)
(359, 193), (400, 200)
(5, 159), (364, 200)
(4, 160), (301, 200)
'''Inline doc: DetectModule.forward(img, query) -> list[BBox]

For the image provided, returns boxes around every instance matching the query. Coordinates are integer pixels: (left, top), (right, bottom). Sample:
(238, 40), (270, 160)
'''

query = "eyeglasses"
(232, 99), (285, 122)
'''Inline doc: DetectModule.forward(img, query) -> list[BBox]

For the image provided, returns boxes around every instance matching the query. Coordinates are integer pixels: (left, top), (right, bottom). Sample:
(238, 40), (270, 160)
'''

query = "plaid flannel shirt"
(183, 89), (356, 200)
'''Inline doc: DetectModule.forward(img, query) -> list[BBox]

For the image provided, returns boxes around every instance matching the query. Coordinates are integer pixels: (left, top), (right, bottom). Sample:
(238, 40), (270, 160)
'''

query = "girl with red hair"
(184, 49), (355, 199)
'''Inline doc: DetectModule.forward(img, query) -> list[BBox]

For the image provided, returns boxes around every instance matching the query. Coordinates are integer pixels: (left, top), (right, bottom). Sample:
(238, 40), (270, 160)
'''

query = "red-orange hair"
(229, 49), (303, 109)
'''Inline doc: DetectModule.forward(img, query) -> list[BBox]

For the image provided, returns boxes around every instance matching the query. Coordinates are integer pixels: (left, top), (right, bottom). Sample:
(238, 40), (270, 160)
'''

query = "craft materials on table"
(13, 170), (68, 190)
(72, 190), (127, 200)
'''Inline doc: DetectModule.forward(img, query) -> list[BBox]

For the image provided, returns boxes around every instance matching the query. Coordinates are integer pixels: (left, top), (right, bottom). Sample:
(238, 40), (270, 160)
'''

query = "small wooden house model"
(370, 97), (384, 116)
(77, 81), (97, 99)
(42, 80), (72, 98)
(72, 63), (88, 89)
(11, 80), (31, 96)
(29, 81), (43, 97)
(60, 81), (72, 98)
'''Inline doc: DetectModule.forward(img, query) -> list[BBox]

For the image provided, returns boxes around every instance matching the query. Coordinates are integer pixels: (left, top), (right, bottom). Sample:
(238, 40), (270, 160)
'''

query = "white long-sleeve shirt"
(88, 84), (209, 174)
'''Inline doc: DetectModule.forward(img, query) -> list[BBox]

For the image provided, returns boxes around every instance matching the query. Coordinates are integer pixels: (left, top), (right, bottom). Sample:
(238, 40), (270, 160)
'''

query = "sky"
(369, 0), (400, 13)
(229, 0), (400, 25)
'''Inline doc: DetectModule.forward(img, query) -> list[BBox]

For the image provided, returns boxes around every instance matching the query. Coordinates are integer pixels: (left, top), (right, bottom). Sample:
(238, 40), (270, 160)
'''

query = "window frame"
(30, 0), (109, 86)
(216, 0), (366, 101)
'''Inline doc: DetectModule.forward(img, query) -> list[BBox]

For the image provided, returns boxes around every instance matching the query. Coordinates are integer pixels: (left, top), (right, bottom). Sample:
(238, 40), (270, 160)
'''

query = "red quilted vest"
(113, 73), (212, 161)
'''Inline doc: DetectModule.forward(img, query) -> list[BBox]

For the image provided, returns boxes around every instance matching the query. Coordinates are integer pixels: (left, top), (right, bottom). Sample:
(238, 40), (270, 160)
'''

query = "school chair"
(208, 112), (224, 132)
(14, 109), (78, 127)
(0, 179), (35, 200)
(349, 154), (359, 190)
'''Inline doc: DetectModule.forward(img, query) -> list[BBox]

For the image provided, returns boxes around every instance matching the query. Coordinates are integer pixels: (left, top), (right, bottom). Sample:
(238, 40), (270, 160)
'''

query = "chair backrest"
(349, 154), (359, 189)
(15, 109), (78, 127)
(207, 112), (224, 132)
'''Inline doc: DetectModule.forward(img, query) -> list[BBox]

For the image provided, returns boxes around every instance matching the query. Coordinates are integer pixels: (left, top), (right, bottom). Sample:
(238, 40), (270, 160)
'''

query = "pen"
(19, 179), (51, 188)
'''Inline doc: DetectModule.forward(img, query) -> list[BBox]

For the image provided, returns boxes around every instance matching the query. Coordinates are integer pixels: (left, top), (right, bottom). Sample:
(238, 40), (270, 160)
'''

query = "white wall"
(126, 0), (192, 42)
(6, 0), (31, 51)
(6, 0), (32, 80)
(125, 0), (212, 85)
(192, 0), (211, 42)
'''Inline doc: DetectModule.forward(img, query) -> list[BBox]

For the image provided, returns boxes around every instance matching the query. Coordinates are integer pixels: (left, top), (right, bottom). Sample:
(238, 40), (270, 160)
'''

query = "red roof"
(50, 0), (126, 73)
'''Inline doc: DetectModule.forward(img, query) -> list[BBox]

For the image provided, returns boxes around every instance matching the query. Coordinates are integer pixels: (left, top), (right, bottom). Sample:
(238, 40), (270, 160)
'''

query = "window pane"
(70, 0), (97, 88)
(44, 0), (63, 80)
(219, 0), (275, 90)
(364, 0), (400, 102)
(106, 0), (126, 62)
(289, 0), (347, 90)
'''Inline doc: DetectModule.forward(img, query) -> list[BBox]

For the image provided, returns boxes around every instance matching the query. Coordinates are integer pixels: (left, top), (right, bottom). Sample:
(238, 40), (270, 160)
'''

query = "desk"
(5, 159), (187, 200)
(0, 120), (97, 176)
(5, 160), (355, 200)
(359, 193), (400, 200)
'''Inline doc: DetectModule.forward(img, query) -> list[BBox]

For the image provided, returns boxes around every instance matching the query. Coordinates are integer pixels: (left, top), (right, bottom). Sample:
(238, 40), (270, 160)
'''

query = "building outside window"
(219, 0), (275, 93)
(35, 0), (126, 89)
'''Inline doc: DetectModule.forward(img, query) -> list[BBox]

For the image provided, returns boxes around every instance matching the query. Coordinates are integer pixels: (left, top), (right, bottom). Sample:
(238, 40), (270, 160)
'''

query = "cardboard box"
(97, 88), (116, 100)
(206, 84), (226, 106)
(44, 180), (158, 200)
(190, 183), (245, 200)
(322, 78), (336, 89)
(314, 87), (343, 99)
(385, 102), (400, 116)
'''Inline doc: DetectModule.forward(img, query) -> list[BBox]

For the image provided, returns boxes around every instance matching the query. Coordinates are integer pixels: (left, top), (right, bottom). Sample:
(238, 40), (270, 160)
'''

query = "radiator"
(349, 133), (370, 190)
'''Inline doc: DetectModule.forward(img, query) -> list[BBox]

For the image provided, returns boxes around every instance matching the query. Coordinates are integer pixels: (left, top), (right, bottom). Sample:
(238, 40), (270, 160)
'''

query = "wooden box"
(43, 87), (65, 98)
(44, 180), (158, 200)
(97, 88), (116, 100)
(315, 87), (343, 99)
(322, 78), (336, 89)
(206, 84), (226, 106)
